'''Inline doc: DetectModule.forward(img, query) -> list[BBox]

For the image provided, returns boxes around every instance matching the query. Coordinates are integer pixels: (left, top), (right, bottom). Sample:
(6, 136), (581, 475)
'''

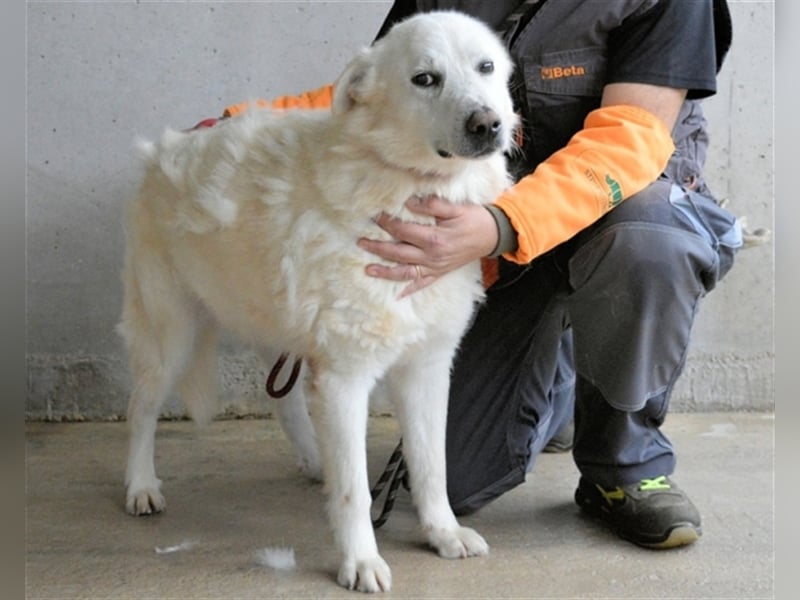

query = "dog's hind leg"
(308, 365), (392, 593)
(119, 249), (199, 516)
(177, 316), (219, 427)
(267, 356), (323, 481)
(388, 347), (489, 559)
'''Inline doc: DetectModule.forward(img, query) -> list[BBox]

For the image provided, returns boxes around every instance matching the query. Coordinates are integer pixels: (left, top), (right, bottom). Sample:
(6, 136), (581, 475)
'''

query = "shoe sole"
(542, 441), (573, 453)
(577, 496), (702, 550)
(632, 524), (701, 549)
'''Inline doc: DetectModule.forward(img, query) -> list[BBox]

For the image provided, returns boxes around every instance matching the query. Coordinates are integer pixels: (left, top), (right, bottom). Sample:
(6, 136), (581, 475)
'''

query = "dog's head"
(332, 11), (518, 175)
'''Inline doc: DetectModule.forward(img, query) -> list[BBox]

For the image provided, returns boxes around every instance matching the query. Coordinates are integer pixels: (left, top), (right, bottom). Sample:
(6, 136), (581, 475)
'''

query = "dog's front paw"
(337, 554), (392, 593)
(126, 485), (166, 516)
(297, 454), (323, 482)
(427, 525), (489, 559)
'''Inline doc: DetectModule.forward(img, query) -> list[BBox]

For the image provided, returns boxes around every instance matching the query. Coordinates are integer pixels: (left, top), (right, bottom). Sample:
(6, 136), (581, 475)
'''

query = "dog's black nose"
(466, 107), (502, 141)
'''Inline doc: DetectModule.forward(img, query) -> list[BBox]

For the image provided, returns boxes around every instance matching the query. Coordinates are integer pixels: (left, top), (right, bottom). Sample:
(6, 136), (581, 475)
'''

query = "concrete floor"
(26, 412), (773, 599)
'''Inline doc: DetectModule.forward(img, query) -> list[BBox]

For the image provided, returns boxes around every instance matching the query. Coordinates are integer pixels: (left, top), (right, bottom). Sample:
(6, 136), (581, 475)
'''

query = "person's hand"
(357, 195), (499, 297)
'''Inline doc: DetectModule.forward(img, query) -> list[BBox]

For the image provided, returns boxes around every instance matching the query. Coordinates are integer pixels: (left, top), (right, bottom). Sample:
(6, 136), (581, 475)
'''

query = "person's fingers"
(358, 237), (425, 266)
(364, 261), (421, 282)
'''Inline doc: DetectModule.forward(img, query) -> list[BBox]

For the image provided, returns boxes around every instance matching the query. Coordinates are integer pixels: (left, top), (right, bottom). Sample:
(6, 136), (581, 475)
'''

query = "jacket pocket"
(523, 46), (607, 103)
(515, 47), (605, 167)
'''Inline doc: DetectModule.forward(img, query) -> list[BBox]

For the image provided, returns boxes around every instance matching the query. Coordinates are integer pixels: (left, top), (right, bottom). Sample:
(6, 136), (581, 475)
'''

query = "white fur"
(154, 540), (197, 555)
(255, 546), (297, 571)
(119, 12), (516, 593)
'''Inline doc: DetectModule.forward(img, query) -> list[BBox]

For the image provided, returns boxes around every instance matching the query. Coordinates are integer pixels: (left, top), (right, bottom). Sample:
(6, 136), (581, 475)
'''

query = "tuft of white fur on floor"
(255, 546), (297, 571)
(154, 540), (197, 554)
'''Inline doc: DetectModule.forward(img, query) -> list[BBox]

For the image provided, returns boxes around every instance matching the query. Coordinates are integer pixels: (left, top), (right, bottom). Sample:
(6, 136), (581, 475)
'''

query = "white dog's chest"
(169, 209), (482, 364)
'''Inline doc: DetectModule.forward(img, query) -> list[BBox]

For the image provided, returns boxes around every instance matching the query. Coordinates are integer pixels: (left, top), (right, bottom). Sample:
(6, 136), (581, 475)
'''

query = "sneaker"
(574, 475), (701, 549)
(542, 419), (574, 453)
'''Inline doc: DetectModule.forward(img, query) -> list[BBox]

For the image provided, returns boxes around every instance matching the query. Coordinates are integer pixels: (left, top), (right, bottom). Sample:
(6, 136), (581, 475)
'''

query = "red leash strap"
(266, 353), (303, 398)
(186, 117), (220, 131)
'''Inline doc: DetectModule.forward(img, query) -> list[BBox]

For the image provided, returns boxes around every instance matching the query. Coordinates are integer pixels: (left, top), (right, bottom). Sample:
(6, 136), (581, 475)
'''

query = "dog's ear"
(332, 48), (377, 115)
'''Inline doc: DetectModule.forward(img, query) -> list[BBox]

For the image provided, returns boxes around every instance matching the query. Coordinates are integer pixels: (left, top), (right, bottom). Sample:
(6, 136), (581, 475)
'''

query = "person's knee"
(596, 179), (673, 227)
(568, 221), (717, 295)
(582, 181), (741, 291)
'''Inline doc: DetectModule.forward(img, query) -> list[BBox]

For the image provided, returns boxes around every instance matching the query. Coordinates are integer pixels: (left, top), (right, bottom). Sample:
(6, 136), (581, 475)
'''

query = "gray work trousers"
(446, 178), (742, 515)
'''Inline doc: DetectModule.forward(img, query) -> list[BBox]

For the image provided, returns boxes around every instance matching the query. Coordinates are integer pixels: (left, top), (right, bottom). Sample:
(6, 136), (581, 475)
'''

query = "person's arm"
(492, 83), (684, 264)
(358, 82), (684, 296)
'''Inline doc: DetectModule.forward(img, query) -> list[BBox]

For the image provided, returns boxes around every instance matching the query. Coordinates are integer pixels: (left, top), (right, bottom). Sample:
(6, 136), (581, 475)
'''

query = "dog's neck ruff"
(369, 147), (461, 183)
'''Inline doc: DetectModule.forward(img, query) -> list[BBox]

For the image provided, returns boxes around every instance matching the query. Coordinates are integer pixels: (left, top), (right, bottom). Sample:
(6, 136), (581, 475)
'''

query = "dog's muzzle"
(439, 107), (505, 159)
(466, 107), (502, 142)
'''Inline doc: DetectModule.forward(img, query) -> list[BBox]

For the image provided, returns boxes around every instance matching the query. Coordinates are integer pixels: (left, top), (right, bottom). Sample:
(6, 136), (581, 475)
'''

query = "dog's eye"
(478, 61), (495, 74)
(411, 72), (440, 87)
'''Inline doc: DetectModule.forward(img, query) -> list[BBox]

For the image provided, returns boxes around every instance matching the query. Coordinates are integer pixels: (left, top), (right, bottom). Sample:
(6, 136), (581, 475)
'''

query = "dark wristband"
(484, 204), (519, 258)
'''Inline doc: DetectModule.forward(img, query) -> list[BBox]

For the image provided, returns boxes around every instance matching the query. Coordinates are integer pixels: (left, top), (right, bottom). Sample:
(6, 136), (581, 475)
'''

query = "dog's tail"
(134, 136), (157, 162)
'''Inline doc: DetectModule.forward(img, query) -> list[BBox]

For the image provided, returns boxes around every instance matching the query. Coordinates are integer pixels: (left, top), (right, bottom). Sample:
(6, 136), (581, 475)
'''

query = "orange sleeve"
(494, 104), (675, 264)
(222, 84), (334, 117)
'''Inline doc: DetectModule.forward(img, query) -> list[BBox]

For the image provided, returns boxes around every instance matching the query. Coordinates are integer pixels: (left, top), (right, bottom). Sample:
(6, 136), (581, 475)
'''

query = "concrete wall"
(26, 1), (774, 421)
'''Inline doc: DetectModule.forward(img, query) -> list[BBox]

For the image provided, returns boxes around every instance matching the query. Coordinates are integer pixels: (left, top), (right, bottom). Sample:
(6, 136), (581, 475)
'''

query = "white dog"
(119, 11), (517, 593)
